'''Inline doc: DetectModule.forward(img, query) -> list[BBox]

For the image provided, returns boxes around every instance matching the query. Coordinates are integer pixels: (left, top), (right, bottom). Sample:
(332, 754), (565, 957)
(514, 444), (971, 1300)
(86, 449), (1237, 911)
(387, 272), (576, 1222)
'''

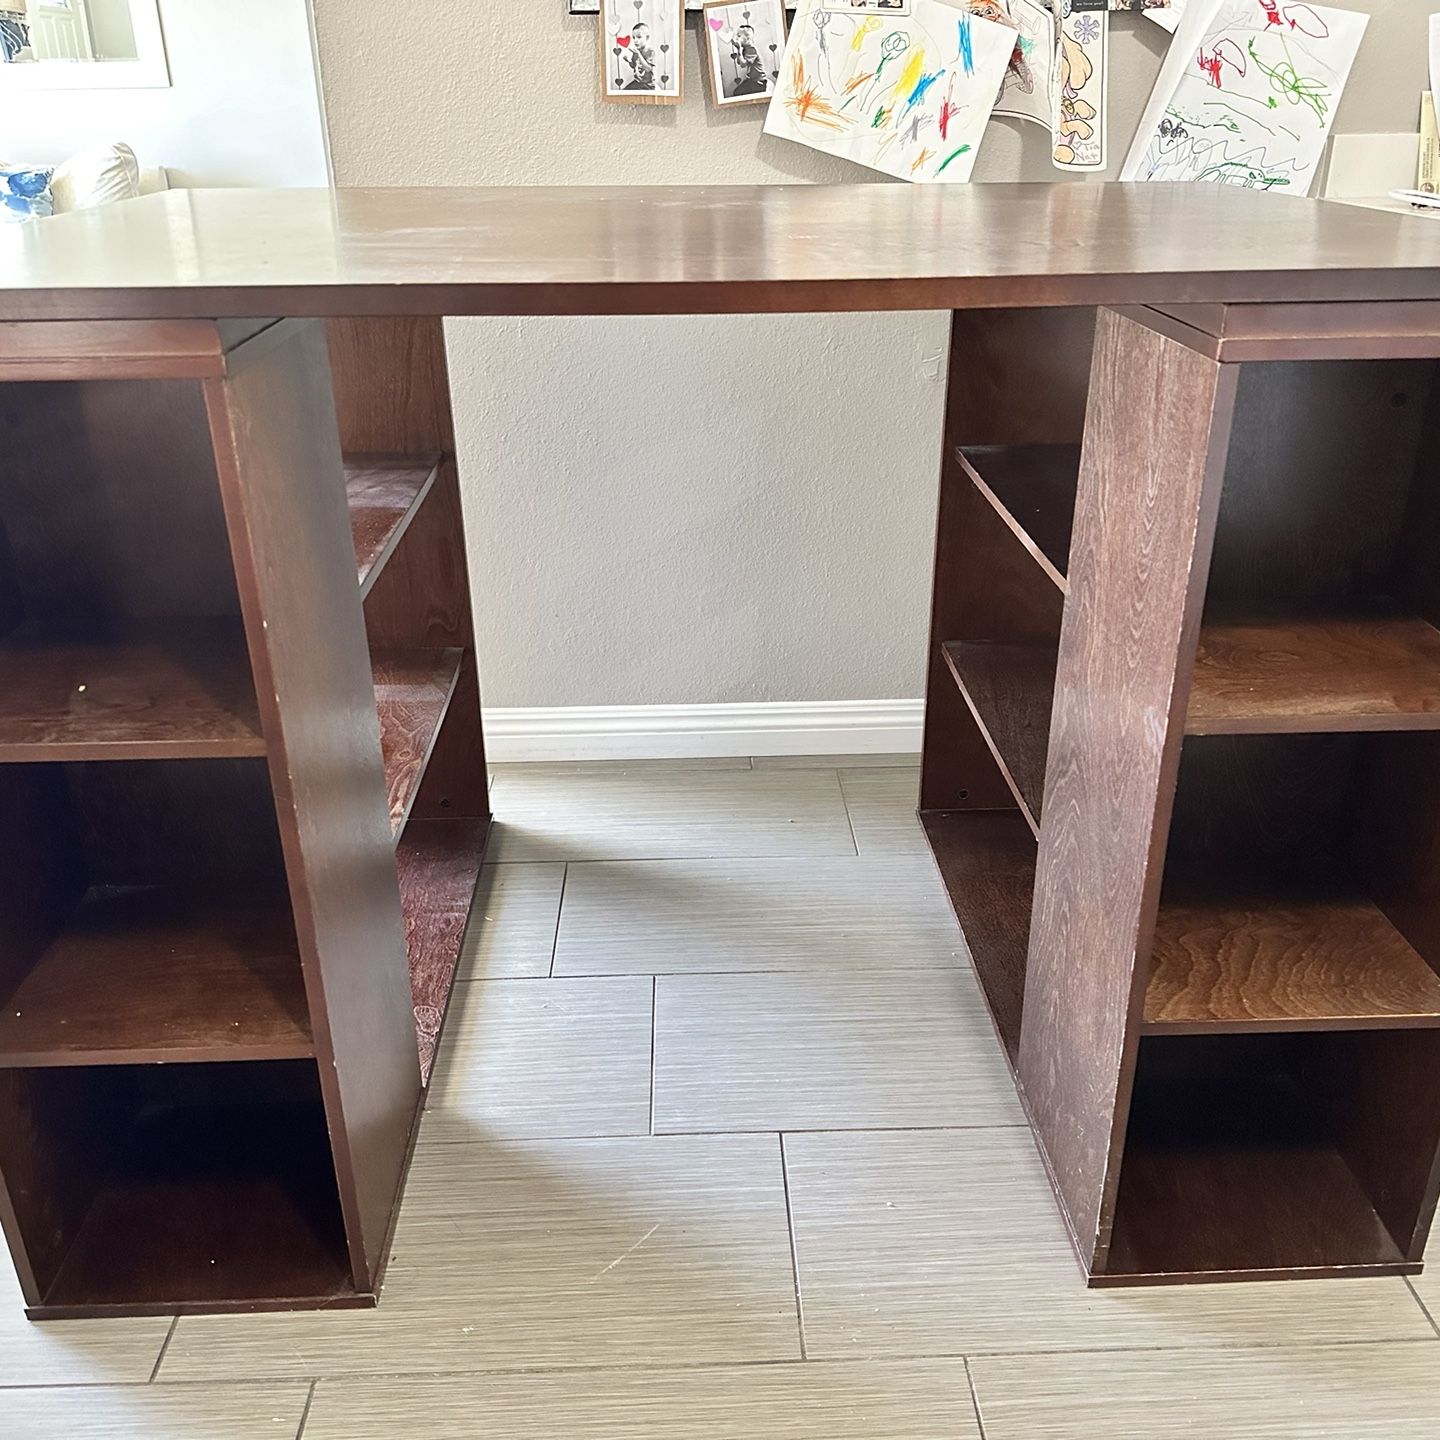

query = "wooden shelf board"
(1187, 617), (1440, 735)
(38, 1098), (357, 1313)
(373, 648), (464, 837)
(345, 454), (441, 597)
(1146, 888), (1440, 1033)
(0, 885), (313, 1068)
(957, 445), (1078, 593)
(921, 808), (1036, 1067)
(0, 620), (264, 762)
(941, 640), (1055, 834)
(1103, 1069), (1408, 1283)
(398, 815), (491, 1086)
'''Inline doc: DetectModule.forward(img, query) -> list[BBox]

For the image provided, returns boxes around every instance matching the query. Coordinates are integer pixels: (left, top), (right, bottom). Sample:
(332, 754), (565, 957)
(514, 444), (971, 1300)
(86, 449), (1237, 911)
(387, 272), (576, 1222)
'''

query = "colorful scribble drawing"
(994, 0), (1054, 130)
(764, 0), (1016, 182)
(1120, 0), (1367, 195)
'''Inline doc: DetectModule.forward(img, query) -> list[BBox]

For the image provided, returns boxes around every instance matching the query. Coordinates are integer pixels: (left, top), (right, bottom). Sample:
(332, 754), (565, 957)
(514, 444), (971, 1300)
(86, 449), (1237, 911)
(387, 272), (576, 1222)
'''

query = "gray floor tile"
(487, 767), (856, 862)
(0, 1253), (170, 1388)
(786, 1128), (1436, 1358)
(839, 768), (927, 856)
(0, 1381), (310, 1438)
(553, 856), (967, 976)
(424, 977), (652, 1142)
(457, 863), (566, 980)
(160, 1135), (800, 1379)
(753, 753), (919, 769)
(304, 1359), (980, 1438)
(970, 1341), (1440, 1438)
(1413, 1224), (1440, 1324)
(653, 971), (1022, 1132)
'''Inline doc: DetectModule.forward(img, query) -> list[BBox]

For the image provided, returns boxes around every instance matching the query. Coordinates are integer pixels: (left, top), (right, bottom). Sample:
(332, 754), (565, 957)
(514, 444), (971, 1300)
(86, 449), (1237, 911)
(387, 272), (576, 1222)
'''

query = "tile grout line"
(1406, 1276), (1440, 1337)
(547, 863), (569, 978)
(147, 1316), (179, 1383)
(778, 1133), (808, 1361)
(963, 1357), (990, 1439)
(648, 975), (658, 1136)
(16, 1334), (1440, 1395)
(294, 1379), (318, 1440)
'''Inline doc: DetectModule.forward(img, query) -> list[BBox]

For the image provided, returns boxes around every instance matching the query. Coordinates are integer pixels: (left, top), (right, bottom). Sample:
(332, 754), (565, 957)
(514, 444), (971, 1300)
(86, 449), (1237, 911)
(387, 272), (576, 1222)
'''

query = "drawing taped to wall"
(1052, 0), (1107, 169)
(995, 0), (1056, 128)
(1120, 0), (1368, 193)
(763, 0), (1016, 182)
(704, 0), (788, 106)
(601, 0), (684, 103)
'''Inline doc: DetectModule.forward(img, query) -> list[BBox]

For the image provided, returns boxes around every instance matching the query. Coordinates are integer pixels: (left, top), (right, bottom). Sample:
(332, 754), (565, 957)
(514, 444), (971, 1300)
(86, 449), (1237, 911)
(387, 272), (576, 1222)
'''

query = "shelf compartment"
(0, 884), (312, 1068)
(345, 455), (441, 597)
(921, 809), (1036, 1067)
(941, 640), (1056, 833)
(1101, 1033), (1434, 1283)
(1146, 886), (1440, 1034)
(399, 816), (491, 1085)
(957, 445), (1078, 592)
(1186, 617), (1440, 735)
(372, 648), (464, 836)
(0, 1061), (359, 1317)
(0, 620), (264, 762)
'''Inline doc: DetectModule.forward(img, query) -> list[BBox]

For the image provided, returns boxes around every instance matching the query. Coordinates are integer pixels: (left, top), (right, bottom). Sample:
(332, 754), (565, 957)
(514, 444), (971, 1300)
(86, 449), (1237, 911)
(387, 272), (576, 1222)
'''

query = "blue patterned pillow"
(1, 166), (55, 222)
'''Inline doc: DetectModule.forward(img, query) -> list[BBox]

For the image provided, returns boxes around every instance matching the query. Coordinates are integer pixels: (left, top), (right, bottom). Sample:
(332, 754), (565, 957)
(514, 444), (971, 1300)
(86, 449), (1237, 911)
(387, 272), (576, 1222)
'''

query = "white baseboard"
(482, 699), (924, 763)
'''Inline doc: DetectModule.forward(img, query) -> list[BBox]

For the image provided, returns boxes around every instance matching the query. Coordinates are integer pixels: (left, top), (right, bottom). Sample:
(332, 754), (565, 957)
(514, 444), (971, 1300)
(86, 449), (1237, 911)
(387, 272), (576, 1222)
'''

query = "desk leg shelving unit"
(0, 316), (490, 1317)
(922, 301), (1440, 1285)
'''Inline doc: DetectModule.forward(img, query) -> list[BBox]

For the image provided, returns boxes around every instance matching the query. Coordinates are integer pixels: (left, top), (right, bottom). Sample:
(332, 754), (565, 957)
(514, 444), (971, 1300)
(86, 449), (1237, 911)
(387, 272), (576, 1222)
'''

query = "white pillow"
(50, 142), (141, 214)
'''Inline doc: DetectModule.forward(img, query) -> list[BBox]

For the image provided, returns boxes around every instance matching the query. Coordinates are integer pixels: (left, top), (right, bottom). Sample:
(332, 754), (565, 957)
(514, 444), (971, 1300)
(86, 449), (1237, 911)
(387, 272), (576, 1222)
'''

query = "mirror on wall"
(0, 0), (168, 88)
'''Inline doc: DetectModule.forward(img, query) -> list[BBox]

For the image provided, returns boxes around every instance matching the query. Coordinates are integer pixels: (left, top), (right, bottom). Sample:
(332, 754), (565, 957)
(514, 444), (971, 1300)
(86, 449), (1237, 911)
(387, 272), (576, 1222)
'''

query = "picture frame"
(701, 0), (787, 108)
(599, 0), (684, 105)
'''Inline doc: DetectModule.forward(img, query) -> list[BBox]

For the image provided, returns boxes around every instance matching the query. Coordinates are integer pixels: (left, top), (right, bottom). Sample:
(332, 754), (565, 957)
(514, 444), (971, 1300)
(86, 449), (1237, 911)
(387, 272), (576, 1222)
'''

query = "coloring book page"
(1120, 0), (1368, 194)
(764, 0), (1017, 181)
(995, 0), (1056, 127)
(1052, 2), (1107, 169)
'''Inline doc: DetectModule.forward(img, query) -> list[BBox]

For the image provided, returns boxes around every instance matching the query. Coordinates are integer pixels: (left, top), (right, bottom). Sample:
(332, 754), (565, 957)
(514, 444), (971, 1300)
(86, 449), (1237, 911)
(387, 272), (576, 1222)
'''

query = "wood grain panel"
(1020, 309), (1239, 1276)
(0, 620), (263, 760)
(345, 455), (440, 596)
(372, 648), (463, 835)
(0, 319), (233, 380)
(921, 811), (1037, 1066)
(957, 446), (1079, 589)
(20, 185), (1439, 318)
(1187, 618), (1440, 733)
(204, 319), (420, 1291)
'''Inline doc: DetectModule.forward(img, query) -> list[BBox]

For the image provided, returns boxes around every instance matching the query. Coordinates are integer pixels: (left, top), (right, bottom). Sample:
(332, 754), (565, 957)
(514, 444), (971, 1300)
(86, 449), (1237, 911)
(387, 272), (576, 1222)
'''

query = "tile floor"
(4, 757), (1440, 1437)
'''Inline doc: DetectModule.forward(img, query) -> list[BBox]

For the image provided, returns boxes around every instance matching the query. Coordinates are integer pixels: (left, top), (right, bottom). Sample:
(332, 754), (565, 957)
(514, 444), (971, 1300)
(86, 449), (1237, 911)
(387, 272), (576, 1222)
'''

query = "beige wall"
(313, 0), (1427, 708)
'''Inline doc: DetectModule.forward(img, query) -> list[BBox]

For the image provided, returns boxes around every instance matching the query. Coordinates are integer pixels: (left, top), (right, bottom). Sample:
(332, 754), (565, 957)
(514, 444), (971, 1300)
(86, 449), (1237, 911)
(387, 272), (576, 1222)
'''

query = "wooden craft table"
(2, 184), (1440, 1316)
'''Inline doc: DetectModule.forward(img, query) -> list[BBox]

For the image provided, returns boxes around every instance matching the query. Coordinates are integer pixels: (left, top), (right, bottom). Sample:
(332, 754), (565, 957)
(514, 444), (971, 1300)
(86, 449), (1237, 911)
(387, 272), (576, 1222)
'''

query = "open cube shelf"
(922, 305), (1440, 1284)
(0, 317), (491, 1317)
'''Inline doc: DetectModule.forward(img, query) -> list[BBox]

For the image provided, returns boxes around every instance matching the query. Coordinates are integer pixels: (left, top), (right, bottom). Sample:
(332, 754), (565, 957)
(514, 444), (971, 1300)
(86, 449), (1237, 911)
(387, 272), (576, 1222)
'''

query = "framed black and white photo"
(701, 0), (785, 108)
(599, 0), (683, 104)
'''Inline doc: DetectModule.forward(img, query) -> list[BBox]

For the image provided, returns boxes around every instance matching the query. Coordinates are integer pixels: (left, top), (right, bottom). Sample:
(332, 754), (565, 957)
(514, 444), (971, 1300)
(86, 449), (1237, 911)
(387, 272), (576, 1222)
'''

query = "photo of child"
(702, 0), (787, 108)
(601, 0), (683, 104)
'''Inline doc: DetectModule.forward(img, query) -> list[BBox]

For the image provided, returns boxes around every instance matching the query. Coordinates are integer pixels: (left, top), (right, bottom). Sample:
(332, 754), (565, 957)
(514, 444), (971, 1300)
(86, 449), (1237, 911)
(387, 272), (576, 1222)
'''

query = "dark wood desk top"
(1, 184), (1437, 321)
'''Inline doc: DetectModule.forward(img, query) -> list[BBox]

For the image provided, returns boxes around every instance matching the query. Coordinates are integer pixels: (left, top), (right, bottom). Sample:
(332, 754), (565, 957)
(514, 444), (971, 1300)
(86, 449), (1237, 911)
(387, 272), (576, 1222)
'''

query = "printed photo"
(824, 0), (912, 13)
(702, 0), (788, 107)
(601, 0), (684, 104)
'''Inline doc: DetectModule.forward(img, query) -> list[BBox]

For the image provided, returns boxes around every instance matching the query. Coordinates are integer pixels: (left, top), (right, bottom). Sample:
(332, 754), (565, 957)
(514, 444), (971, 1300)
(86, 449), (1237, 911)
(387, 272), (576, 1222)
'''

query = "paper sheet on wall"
(1119, 0), (1368, 195)
(995, 0), (1057, 126)
(764, 0), (1017, 181)
(1146, 0), (1187, 32)
(1052, 3), (1107, 169)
